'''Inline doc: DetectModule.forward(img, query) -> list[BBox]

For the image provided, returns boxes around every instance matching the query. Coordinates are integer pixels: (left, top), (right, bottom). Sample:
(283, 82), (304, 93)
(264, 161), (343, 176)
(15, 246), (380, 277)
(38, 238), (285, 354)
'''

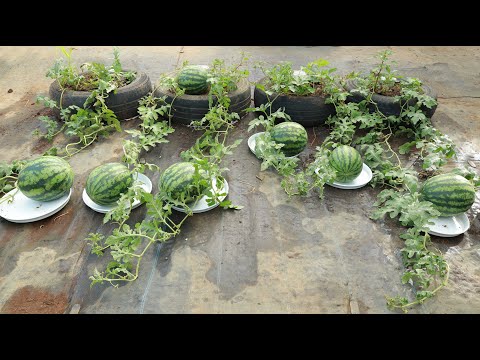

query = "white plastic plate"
(82, 173), (152, 214)
(426, 213), (470, 237)
(247, 132), (300, 159)
(315, 163), (373, 189)
(0, 188), (73, 223)
(171, 178), (229, 214)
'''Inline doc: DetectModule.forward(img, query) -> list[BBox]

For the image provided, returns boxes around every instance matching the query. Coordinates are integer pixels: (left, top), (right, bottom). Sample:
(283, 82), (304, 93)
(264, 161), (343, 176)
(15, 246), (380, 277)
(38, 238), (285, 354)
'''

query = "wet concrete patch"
(0, 247), (78, 311)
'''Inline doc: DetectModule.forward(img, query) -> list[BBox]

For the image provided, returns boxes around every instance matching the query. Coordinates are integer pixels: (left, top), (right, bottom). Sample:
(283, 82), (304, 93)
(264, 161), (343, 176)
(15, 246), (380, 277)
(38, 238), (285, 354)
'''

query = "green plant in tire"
(86, 163), (134, 206)
(256, 59), (336, 96)
(206, 55), (250, 103)
(158, 54), (250, 105)
(17, 156), (74, 202)
(328, 145), (363, 182)
(34, 46), (133, 158)
(46, 46), (135, 91)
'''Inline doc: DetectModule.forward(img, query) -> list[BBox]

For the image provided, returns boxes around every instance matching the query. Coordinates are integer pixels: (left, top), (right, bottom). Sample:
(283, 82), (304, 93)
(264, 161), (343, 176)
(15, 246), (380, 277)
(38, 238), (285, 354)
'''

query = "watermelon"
(17, 156), (74, 202)
(329, 145), (363, 182)
(421, 173), (475, 216)
(159, 162), (207, 203)
(176, 65), (209, 95)
(85, 163), (133, 205)
(270, 122), (308, 157)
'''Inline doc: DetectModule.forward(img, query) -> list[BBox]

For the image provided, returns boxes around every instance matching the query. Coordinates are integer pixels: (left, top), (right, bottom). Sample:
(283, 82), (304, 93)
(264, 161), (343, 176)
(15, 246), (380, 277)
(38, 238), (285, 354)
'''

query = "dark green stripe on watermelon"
(161, 165), (195, 191)
(160, 162), (206, 203)
(329, 145), (363, 183)
(17, 156), (74, 202)
(85, 163), (133, 206)
(421, 173), (475, 216)
(270, 122), (307, 157)
(177, 66), (209, 95)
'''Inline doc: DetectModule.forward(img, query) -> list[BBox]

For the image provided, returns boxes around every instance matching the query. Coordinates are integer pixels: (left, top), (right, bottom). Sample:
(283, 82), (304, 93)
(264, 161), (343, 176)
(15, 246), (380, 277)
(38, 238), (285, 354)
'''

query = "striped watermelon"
(270, 122), (308, 157)
(85, 163), (133, 205)
(159, 162), (207, 203)
(329, 145), (363, 182)
(17, 156), (73, 202)
(176, 65), (209, 95)
(421, 173), (475, 216)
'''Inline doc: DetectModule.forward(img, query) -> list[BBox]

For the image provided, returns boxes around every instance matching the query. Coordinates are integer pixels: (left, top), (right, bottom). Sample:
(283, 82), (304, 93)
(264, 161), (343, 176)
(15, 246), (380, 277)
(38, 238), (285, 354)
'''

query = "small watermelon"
(159, 162), (207, 203)
(17, 156), (74, 202)
(176, 65), (209, 95)
(85, 163), (133, 206)
(329, 145), (363, 182)
(421, 173), (475, 216)
(270, 122), (308, 157)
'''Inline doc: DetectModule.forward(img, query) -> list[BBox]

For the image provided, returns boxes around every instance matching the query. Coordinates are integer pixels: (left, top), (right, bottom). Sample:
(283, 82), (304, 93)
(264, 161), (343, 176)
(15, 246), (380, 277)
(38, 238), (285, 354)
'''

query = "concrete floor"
(0, 46), (479, 314)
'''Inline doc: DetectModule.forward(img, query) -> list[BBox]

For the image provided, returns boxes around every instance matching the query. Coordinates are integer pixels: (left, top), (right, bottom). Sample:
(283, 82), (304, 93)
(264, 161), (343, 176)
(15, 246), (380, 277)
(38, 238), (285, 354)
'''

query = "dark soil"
(373, 83), (402, 96)
(62, 71), (135, 92)
(1, 286), (69, 314)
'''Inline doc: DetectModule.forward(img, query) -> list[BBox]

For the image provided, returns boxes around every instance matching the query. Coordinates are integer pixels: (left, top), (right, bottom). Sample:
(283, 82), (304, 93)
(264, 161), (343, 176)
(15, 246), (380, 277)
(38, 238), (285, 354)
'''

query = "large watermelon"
(17, 156), (74, 202)
(159, 162), (207, 203)
(329, 145), (363, 182)
(85, 163), (133, 205)
(421, 173), (475, 216)
(270, 122), (308, 157)
(176, 65), (209, 95)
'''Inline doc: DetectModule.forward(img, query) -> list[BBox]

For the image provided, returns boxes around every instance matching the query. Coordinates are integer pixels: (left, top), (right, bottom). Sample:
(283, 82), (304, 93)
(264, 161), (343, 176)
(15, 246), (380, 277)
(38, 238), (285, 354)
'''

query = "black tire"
(253, 77), (335, 127)
(344, 79), (437, 118)
(153, 78), (251, 125)
(49, 71), (152, 121)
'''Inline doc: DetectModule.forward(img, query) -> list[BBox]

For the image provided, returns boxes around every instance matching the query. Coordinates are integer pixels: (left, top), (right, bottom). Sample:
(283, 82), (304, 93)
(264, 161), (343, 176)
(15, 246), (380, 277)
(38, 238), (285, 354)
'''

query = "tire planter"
(344, 79), (437, 118)
(49, 71), (152, 121)
(253, 77), (336, 127)
(153, 78), (251, 125)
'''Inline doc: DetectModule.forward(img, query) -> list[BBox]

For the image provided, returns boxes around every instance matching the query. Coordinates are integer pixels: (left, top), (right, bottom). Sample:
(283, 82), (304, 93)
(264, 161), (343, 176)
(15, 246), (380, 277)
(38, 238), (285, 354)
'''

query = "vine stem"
(0, 188), (19, 205)
(61, 124), (117, 158)
(390, 262), (450, 312)
(0, 175), (18, 182)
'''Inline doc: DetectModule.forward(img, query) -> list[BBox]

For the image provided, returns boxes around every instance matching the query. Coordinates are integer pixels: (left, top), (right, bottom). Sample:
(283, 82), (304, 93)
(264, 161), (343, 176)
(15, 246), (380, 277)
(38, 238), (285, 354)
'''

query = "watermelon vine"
(34, 47), (134, 158)
(0, 160), (27, 205)
(250, 50), (478, 312)
(2, 49), (477, 312)
(86, 56), (248, 286)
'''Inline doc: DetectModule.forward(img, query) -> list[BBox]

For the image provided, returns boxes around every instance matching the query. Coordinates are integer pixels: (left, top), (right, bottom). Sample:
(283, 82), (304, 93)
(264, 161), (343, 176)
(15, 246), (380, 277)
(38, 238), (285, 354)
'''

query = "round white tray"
(171, 178), (229, 214)
(0, 188), (73, 223)
(316, 163), (373, 189)
(426, 212), (470, 237)
(247, 132), (300, 159)
(82, 172), (152, 214)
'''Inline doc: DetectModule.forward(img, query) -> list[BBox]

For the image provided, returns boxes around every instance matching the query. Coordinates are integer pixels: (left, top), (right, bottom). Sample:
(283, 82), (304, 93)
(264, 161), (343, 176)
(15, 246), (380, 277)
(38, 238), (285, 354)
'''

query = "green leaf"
(398, 141), (416, 155)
